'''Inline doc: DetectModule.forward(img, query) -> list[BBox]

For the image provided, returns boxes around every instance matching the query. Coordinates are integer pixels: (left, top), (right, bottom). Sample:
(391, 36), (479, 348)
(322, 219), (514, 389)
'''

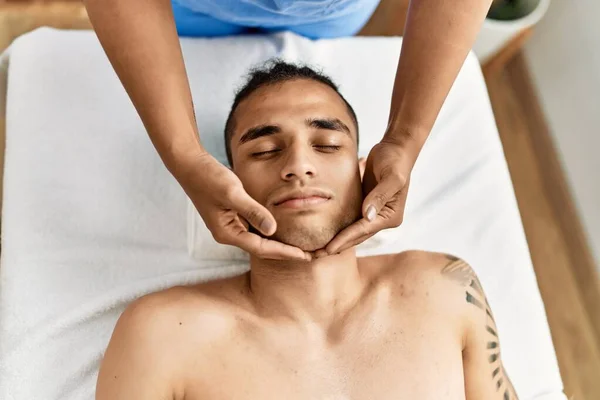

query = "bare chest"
(183, 319), (465, 400)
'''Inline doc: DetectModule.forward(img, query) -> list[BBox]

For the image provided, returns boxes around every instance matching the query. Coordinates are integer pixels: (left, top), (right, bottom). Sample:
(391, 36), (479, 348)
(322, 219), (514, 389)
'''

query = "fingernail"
(260, 220), (274, 234)
(366, 205), (376, 222)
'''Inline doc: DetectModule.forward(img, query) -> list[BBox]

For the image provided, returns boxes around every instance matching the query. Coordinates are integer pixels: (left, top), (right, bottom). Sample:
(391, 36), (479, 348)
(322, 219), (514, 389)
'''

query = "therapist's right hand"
(177, 151), (312, 261)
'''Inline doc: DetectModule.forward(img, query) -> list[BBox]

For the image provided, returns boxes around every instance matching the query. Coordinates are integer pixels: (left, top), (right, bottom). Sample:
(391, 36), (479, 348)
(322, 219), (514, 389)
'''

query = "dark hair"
(224, 59), (359, 166)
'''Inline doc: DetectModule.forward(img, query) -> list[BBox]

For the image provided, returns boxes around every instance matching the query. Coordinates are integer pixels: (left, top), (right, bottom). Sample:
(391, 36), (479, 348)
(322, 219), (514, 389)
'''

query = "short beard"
(250, 207), (361, 252)
(274, 221), (338, 251)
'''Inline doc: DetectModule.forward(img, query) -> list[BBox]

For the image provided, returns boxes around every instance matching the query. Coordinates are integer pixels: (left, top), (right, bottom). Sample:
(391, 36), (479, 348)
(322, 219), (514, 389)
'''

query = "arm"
(323, 0), (494, 255)
(83, 0), (200, 171)
(96, 298), (178, 400)
(441, 257), (519, 400)
(384, 0), (494, 158)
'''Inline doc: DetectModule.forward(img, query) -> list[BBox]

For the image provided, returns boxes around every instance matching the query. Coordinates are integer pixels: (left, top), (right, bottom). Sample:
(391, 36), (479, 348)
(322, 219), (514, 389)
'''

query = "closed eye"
(251, 149), (280, 157)
(315, 145), (341, 152)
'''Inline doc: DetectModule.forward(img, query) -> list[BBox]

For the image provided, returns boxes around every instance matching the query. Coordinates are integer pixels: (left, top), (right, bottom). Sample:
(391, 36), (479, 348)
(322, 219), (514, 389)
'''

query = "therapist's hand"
(323, 141), (412, 254)
(178, 151), (312, 261)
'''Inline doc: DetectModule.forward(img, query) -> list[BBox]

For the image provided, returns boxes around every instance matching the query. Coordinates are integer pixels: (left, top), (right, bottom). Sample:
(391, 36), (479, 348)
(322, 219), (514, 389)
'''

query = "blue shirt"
(172, 0), (380, 28)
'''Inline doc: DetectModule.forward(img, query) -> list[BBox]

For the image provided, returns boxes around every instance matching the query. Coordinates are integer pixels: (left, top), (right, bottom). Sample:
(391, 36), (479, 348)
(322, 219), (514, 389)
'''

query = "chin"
(270, 206), (361, 252)
(273, 223), (337, 252)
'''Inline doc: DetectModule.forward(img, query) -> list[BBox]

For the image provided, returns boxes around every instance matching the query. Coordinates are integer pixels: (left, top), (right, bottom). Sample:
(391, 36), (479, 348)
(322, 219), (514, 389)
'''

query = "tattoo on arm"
(442, 256), (519, 400)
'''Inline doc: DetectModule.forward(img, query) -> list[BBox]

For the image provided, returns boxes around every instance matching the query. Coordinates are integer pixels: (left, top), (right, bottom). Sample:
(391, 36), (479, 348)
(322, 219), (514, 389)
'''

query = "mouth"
(275, 195), (330, 209)
(273, 189), (333, 209)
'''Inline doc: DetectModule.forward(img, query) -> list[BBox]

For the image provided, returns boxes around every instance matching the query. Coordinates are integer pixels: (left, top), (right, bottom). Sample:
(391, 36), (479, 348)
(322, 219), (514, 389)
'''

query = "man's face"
(230, 79), (362, 251)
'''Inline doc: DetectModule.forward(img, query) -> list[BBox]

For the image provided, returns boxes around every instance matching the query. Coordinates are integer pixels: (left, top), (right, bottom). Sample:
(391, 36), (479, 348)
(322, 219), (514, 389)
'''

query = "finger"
(327, 219), (369, 254)
(333, 232), (376, 254)
(326, 216), (392, 254)
(325, 218), (371, 255)
(235, 215), (250, 231)
(229, 231), (311, 261)
(229, 188), (277, 236)
(313, 249), (329, 259)
(363, 175), (403, 221)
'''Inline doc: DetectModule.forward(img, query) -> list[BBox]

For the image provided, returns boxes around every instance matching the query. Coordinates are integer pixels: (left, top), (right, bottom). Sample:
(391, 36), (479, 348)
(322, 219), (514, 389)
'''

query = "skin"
(83, 0), (493, 261)
(96, 80), (518, 400)
(229, 79), (363, 251)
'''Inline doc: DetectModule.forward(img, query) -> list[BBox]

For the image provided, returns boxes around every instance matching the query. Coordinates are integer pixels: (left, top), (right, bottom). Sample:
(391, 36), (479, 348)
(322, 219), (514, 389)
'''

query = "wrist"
(162, 134), (208, 179)
(381, 124), (428, 165)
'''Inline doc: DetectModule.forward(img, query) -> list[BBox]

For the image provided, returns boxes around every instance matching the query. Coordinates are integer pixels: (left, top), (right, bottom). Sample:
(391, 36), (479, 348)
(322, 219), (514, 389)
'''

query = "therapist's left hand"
(323, 141), (413, 255)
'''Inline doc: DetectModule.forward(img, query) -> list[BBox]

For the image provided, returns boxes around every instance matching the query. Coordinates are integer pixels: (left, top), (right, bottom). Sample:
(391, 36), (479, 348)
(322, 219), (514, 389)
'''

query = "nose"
(280, 144), (317, 181)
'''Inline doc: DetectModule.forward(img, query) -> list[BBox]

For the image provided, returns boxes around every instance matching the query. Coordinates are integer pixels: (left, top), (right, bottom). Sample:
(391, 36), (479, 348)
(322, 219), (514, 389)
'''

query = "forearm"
(84, 0), (203, 173)
(385, 0), (493, 160)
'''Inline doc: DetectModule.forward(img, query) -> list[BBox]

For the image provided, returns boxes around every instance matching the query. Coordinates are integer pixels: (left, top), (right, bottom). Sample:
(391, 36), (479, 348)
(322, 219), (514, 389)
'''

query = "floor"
(1, 1), (600, 399)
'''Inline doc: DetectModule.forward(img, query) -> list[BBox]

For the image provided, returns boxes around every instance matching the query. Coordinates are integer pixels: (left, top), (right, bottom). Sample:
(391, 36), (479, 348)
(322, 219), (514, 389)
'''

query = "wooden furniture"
(485, 52), (600, 400)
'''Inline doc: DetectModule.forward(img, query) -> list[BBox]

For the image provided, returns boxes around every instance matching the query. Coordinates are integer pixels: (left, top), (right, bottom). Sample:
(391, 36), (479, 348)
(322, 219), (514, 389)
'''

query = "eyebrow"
(306, 117), (351, 137)
(238, 117), (352, 144)
(239, 124), (281, 144)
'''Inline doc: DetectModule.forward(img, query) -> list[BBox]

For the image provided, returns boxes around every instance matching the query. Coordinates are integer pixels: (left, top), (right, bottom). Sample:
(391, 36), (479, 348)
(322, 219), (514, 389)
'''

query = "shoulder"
(119, 282), (232, 332)
(372, 251), (481, 330)
(96, 288), (189, 399)
(119, 277), (247, 345)
(381, 252), (495, 347)
(374, 250), (476, 289)
(385, 251), (484, 308)
(97, 279), (246, 399)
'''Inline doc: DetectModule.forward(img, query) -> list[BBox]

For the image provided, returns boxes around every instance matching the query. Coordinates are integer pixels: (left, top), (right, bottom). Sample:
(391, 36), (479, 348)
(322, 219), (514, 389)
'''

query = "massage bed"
(0, 27), (565, 399)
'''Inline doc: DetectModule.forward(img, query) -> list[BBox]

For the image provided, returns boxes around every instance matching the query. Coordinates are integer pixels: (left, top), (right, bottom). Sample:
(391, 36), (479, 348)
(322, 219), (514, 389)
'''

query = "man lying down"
(96, 61), (518, 400)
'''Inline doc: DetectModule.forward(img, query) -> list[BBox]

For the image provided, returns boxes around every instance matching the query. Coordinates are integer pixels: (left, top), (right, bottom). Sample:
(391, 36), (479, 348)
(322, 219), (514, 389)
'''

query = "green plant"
(488, 0), (541, 21)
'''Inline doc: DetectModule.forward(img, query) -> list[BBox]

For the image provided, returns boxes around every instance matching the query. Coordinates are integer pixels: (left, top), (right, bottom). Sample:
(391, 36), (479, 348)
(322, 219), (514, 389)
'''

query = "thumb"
(232, 189), (277, 236)
(362, 174), (402, 221)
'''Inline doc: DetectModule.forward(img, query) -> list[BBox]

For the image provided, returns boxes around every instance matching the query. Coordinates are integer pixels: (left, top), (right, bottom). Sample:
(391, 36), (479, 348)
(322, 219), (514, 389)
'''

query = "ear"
(359, 157), (366, 180)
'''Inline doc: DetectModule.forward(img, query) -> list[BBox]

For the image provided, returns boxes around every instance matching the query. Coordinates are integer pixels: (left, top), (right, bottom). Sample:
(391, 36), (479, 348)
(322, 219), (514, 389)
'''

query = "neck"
(246, 248), (365, 327)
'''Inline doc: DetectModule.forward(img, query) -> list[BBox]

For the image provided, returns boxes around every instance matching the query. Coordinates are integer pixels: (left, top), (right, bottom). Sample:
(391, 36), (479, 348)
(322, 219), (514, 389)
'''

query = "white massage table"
(0, 28), (565, 399)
